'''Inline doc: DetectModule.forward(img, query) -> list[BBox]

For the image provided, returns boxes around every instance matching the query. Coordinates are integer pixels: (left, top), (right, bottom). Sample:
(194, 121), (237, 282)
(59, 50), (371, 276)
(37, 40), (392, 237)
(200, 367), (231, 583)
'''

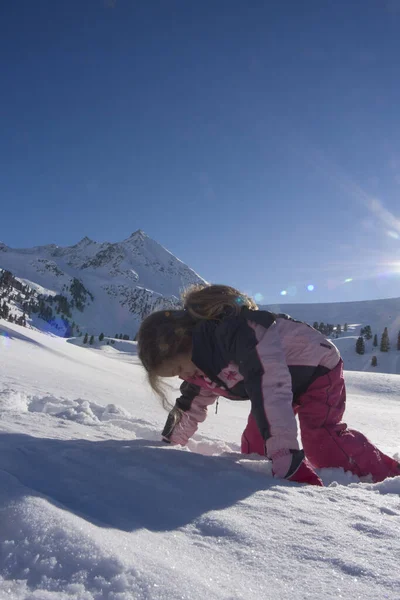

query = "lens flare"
(280, 290), (288, 296)
(307, 284), (315, 292)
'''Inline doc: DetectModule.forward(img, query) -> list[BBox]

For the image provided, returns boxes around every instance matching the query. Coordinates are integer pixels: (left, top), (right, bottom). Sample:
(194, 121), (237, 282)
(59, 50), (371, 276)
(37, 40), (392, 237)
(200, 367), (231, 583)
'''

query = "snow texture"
(0, 320), (400, 600)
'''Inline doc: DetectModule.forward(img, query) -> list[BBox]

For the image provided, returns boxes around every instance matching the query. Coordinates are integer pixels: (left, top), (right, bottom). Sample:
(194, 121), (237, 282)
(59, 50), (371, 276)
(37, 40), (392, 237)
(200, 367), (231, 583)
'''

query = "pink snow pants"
(241, 359), (399, 483)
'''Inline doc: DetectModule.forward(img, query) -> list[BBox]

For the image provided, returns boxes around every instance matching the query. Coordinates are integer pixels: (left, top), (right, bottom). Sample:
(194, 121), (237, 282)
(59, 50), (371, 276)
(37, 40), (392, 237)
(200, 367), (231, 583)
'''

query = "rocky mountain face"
(0, 231), (206, 338)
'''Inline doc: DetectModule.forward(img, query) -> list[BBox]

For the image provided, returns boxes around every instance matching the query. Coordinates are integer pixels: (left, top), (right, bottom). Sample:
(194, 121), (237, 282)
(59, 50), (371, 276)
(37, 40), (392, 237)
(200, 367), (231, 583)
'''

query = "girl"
(138, 284), (399, 486)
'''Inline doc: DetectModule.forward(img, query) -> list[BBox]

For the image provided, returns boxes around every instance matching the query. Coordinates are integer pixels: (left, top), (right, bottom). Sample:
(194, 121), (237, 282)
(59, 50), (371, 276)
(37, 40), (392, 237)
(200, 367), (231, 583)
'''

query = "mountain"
(1, 231), (400, 373)
(0, 230), (205, 338)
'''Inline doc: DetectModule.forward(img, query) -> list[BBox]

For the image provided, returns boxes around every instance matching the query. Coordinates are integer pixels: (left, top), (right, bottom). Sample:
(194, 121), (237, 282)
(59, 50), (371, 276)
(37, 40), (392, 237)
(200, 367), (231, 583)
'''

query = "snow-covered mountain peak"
(126, 229), (147, 242)
(74, 236), (95, 248)
(0, 231), (206, 337)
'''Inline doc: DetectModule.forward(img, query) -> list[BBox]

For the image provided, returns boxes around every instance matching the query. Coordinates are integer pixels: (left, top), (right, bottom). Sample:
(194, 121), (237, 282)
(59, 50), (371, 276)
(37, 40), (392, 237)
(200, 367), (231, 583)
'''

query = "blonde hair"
(182, 284), (257, 320)
(137, 284), (257, 409)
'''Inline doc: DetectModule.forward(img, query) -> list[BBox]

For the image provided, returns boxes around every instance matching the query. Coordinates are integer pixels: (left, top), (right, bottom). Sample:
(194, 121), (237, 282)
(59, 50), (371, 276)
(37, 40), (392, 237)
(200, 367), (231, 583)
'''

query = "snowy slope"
(263, 297), (400, 375)
(2, 231), (400, 373)
(0, 231), (205, 338)
(264, 296), (400, 336)
(1, 320), (399, 600)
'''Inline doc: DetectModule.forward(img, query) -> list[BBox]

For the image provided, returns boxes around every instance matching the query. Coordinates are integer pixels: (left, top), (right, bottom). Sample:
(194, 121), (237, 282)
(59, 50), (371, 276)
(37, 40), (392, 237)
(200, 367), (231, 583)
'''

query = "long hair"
(137, 284), (257, 409)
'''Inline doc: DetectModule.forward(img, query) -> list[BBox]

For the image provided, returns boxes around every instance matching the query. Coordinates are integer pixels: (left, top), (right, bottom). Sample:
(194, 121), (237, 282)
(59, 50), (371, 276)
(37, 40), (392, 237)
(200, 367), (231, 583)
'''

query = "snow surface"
(1, 320), (400, 600)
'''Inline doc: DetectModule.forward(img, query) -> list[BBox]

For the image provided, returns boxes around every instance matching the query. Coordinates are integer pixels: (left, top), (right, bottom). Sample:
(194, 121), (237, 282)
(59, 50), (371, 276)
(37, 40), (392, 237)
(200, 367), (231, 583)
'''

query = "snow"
(0, 233), (206, 339)
(1, 320), (400, 600)
(2, 232), (400, 375)
(263, 297), (400, 372)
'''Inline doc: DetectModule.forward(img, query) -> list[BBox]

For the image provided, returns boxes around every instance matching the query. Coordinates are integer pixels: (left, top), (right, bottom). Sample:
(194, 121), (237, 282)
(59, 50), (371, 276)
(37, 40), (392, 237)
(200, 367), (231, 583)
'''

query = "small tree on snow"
(373, 334), (378, 347)
(397, 331), (400, 351)
(371, 355), (377, 367)
(380, 327), (390, 352)
(344, 323), (348, 332)
(99, 332), (104, 341)
(83, 333), (88, 344)
(336, 324), (342, 335)
(89, 335), (94, 345)
(356, 337), (365, 355)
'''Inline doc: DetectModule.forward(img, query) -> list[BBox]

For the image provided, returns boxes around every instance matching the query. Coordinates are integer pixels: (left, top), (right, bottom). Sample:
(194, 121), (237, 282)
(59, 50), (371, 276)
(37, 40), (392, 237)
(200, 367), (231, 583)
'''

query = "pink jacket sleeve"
(162, 382), (218, 446)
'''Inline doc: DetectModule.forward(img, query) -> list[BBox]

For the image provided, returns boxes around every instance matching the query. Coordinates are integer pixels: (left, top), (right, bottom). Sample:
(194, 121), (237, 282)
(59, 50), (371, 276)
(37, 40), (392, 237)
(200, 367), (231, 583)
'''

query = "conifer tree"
(371, 356), (377, 367)
(380, 327), (390, 352)
(89, 335), (94, 345)
(336, 324), (342, 335)
(373, 334), (378, 347)
(356, 336), (365, 355)
(344, 323), (348, 332)
(313, 322), (319, 330)
(397, 331), (400, 351)
(83, 333), (88, 344)
(99, 332), (104, 341)
(364, 325), (372, 340)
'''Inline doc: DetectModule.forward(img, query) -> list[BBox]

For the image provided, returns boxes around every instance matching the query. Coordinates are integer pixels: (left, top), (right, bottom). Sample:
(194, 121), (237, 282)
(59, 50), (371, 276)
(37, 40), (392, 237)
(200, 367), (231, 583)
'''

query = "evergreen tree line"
(355, 326), (400, 363)
(82, 332), (132, 345)
(0, 268), (83, 337)
(0, 269), (34, 328)
(313, 322), (348, 337)
(1, 269), (132, 344)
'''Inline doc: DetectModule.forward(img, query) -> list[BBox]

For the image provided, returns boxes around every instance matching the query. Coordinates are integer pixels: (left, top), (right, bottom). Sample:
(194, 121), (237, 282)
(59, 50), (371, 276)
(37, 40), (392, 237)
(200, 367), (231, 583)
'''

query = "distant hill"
(262, 298), (400, 374)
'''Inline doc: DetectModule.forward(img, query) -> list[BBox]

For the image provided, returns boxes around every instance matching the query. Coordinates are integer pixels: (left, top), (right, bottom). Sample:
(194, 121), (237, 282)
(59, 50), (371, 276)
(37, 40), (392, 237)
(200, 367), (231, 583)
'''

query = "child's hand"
(271, 448), (323, 486)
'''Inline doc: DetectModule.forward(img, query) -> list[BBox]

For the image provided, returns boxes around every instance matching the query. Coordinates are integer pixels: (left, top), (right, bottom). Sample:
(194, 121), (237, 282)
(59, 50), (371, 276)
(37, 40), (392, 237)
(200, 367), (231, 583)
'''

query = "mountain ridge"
(1, 232), (400, 374)
(0, 231), (205, 337)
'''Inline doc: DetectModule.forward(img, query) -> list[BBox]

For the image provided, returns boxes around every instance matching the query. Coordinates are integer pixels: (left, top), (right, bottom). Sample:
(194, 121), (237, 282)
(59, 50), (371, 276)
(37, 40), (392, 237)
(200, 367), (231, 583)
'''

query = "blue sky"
(1, 0), (400, 304)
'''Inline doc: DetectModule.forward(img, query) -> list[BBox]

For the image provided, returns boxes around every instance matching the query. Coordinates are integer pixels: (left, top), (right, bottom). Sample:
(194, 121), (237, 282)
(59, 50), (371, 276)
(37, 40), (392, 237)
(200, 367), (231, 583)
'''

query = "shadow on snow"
(0, 433), (274, 532)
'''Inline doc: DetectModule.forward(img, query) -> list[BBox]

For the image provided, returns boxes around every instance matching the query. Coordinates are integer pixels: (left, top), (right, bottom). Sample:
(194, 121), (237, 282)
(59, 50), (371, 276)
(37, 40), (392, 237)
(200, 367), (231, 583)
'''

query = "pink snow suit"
(161, 308), (399, 484)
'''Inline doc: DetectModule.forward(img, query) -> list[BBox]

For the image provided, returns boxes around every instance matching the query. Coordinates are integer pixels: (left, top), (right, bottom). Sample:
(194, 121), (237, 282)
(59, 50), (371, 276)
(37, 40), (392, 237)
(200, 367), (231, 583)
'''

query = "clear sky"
(1, 0), (400, 305)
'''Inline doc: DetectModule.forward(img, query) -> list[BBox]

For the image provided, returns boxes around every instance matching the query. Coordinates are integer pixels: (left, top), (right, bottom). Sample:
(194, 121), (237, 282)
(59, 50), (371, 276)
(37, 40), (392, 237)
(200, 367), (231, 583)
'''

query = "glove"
(161, 406), (182, 443)
(271, 448), (323, 486)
